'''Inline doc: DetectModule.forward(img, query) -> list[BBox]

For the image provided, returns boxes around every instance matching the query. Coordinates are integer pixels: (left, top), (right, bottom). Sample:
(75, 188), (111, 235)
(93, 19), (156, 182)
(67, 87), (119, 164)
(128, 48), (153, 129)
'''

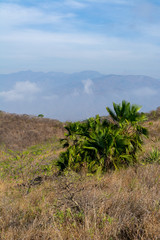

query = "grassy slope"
(0, 111), (160, 239)
(0, 111), (65, 150)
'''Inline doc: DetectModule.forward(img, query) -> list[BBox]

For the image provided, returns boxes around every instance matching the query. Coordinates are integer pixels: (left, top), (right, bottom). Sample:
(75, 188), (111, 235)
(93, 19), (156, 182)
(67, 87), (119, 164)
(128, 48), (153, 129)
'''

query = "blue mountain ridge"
(0, 71), (159, 121)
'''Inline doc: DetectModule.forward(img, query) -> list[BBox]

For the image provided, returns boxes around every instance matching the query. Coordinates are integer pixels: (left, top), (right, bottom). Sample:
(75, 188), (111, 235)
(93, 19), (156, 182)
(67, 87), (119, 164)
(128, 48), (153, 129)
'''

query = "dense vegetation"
(57, 101), (148, 173)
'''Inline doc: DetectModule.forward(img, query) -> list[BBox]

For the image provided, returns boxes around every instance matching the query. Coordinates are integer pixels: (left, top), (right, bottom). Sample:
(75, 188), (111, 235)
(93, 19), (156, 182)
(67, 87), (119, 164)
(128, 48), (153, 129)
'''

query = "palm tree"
(106, 100), (148, 162)
(106, 100), (147, 125)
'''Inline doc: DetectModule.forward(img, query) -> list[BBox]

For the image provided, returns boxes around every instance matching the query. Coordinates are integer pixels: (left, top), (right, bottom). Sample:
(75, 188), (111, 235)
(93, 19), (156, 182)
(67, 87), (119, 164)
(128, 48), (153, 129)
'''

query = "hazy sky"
(1, 0), (160, 77)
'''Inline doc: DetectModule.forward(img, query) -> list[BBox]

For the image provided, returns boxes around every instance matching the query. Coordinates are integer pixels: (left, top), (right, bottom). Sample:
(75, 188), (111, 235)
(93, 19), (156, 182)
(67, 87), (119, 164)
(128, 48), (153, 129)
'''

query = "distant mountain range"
(0, 70), (160, 121)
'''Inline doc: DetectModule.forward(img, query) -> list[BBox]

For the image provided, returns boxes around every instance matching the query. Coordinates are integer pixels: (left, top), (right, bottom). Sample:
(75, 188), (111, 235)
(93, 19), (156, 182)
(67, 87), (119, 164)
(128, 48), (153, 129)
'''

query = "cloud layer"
(0, 71), (159, 121)
(0, 81), (40, 101)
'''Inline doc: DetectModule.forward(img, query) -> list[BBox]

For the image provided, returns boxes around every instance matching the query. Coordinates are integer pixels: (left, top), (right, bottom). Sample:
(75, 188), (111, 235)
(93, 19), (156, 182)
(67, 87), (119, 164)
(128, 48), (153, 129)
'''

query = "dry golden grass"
(0, 111), (65, 151)
(0, 109), (160, 239)
(0, 164), (160, 239)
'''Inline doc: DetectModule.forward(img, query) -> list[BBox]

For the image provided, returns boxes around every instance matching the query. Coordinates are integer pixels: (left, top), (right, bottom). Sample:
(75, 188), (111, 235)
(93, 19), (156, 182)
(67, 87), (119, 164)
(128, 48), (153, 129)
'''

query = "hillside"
(0, 108), (159, 152)
(0, 109), (160, 239)
(0, 111), (64, 150)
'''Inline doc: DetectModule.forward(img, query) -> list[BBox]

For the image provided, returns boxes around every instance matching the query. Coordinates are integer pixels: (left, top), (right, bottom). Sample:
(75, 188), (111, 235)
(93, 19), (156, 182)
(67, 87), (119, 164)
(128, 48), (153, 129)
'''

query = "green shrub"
(57, 101), (148, 173)
(38, 114), (44, 118)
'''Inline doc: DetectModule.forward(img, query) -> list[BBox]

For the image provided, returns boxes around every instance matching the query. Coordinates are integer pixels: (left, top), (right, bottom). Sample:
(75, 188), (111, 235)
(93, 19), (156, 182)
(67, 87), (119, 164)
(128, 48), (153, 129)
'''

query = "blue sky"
(1, 0), (160, 77)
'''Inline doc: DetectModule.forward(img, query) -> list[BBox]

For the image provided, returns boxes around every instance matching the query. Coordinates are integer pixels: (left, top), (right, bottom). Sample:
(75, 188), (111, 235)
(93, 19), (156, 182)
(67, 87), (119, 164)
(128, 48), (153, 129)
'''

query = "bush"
(38, 114), (44, 118)
(57, 101), (148, 173)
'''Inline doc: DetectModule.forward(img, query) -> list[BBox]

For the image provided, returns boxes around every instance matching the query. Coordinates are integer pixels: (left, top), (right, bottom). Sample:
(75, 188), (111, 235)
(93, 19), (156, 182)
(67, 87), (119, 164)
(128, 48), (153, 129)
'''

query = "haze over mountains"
(0, 71), (159, 121)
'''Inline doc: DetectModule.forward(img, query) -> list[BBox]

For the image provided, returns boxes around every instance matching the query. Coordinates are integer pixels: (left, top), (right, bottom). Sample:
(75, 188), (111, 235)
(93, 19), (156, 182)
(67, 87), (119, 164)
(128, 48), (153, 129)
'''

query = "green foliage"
(0, 140), (61, 180)
(106, 100), (147, 124)
(144, 148), (160, 164)
(57, 101), (148, 174)
(38, 114), (44, 118)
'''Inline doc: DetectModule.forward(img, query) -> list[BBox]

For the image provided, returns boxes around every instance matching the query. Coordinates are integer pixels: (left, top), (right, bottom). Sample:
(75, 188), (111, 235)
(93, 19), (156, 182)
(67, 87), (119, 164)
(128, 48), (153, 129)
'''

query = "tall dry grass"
(0, 163), (160, 239)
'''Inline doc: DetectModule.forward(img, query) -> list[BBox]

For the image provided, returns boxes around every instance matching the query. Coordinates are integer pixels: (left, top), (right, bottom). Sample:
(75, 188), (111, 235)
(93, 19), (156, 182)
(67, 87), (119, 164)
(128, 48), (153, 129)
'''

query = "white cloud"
(43, 95), (58, 100)
(105, 0), (133, 4)
(65, 0), (87, 9)
(0, 1), (160, 77)
(1, 27), (160, 77)
(133, 87), (157, 97)
(14, 81), (40, 93)
(82, 79), (94, 94)
(139, 24), (160, 38)
(0, 81), (40, 101)
(0, 30), (102, 45)
(83, 0), (133, 5)
(72, 89), (80, 96)
(0, 3), (74, 30)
